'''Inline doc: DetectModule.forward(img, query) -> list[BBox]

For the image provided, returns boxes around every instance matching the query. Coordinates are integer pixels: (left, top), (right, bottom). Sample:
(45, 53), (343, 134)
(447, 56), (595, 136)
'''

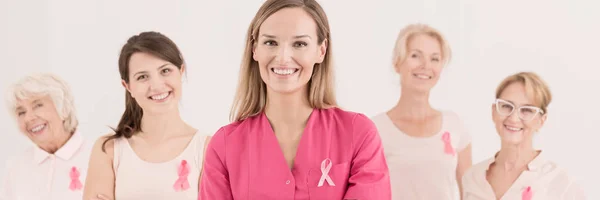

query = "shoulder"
(463, 157), (493, 180)
(90, 133), (118, 159)
(2, 147), (35, 171)
(319, 107), (375, 128)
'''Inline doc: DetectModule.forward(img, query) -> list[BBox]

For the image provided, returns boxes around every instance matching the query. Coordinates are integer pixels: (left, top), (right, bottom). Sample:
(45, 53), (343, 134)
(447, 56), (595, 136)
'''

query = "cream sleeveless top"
(113, 132), (209, 200)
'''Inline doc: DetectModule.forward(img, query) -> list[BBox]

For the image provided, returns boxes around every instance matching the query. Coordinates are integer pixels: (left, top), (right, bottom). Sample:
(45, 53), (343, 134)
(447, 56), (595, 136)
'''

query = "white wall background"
(1, 0), (598, 198)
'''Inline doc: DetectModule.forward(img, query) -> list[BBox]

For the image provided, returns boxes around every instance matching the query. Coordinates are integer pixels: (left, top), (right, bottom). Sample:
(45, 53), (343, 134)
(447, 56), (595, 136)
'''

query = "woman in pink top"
(82, 32), (211, 200)
(370, 24), (473, 200)
(199, 0), (392, 199)
(461, 72), (585, 200)
(0, 73), (91, 200)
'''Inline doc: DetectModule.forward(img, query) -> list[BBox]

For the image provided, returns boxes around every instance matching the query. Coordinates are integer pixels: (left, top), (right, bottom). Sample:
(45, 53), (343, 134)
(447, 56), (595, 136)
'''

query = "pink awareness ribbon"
(522, 186), (533, 200)
(69, 166), (83, 191)
(173, 160), (190, 191)
(317, 158), (335, 187)
(442, 131), (456, 156)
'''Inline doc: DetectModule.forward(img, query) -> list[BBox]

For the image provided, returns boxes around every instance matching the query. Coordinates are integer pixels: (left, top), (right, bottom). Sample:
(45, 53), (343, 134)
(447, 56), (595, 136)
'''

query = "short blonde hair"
(392, 23), (452, 67)
(6, 73), (78, 134)
(495, 72), (552, 114)
(230, 0), (337, 122)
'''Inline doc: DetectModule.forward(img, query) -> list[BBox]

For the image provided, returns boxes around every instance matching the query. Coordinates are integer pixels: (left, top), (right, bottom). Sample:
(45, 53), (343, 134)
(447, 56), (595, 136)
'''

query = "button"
(286, 180), (291, 184)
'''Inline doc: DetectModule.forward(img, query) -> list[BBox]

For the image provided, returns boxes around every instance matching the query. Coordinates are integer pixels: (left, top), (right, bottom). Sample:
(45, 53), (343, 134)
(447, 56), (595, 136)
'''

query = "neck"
(389, 86), (434, 119)
(495, 141), (537, 172)
(264, 87), (313, 137)
(41, 129), (72, 154)
(139, 109), (188, 141)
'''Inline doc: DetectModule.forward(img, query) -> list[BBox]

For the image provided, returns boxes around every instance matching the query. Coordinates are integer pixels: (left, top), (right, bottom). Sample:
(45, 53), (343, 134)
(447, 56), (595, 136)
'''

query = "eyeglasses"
(494, 99), (544, 121)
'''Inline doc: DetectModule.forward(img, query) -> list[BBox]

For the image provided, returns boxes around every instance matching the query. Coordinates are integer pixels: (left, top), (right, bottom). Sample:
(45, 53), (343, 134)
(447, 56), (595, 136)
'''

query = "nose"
(23, 110), (37, 123)
(506, 109), (521, 122)
(148, 76), (166, 91)
(275, 45), (292, 65)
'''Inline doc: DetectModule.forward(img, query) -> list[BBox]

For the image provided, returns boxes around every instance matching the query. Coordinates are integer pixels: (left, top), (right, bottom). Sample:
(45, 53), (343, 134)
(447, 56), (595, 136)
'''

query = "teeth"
(273, 68), (295, 75)
(505, 125), (522, 131)
(414, 74), (431, 79)
(30, 124), (45, 133)
(151, 92), (169, 100)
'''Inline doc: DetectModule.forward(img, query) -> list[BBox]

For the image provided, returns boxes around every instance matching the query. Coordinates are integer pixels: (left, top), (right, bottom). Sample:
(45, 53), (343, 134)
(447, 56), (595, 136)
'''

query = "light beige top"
(113, 132), (209, 200)
(371, 111), (472, 200)
(462, 151), (585, 200)
(0, 132), (91, 200)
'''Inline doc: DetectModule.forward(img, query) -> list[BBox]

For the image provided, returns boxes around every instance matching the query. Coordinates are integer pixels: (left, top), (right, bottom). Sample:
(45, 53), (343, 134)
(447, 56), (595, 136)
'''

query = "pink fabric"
(522, 186), (532, 200)
(442, 131), (456, 156)
(68, 166), (82, 191)
(199, 108), (391, 200)
(174, 160), (190, 191)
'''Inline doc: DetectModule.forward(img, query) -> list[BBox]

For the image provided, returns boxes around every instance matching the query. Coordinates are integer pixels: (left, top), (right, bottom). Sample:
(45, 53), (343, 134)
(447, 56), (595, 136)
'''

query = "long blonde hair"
(230, 0), (336, 122)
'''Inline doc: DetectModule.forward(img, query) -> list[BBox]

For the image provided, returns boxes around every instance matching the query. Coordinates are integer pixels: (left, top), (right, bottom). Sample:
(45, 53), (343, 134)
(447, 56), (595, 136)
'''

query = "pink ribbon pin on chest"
(69, 166), (83, 191)
(317, 158), (335, 187)
(522, 186), (533, 200)
(442, 131), (456, 156)
(174, 160), (190, 191)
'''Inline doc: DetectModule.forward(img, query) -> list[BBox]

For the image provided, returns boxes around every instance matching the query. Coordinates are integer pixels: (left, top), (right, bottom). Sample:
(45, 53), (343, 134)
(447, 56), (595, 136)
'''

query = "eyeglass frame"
(494, 98), (545, 121)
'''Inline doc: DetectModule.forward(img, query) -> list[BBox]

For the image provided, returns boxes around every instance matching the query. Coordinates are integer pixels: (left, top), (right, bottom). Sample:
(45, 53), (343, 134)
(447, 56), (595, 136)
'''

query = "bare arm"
(456, 144), (472, 199)
(198, 135), (212, 191)
(82, 135), (116, 200)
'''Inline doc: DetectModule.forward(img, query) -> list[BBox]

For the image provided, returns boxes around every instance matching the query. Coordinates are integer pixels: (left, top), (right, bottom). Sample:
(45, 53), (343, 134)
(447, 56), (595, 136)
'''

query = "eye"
(161, 68), (171, 75)
(264, 40), (277, 46)
(34, 103), (43, 108)
(432, 57), (440, 62)
(293, 41), (308, 48)
(17, 111), (25, 116)
(501, 104), (512, 109)
(136, 74), (147, 81)
(521, 108), (535, 113)
(411, 53), (418, 58)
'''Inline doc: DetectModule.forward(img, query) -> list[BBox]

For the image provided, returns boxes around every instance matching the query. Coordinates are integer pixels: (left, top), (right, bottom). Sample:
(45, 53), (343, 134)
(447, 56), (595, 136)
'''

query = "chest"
(225, 126), (354, 199)
(391, 116), (442, 138)
(10, 159), (87, 200)
(127, 135), (194, 163)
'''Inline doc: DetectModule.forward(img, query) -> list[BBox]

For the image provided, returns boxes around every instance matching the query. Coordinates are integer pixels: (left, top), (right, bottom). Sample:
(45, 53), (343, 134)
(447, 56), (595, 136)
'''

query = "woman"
(82, 31), (211, 200)
(0, 73), (91, 200)
(370, 24), (472, 200)
(199, 0), (391, 199)
(461, 72), (585, 200)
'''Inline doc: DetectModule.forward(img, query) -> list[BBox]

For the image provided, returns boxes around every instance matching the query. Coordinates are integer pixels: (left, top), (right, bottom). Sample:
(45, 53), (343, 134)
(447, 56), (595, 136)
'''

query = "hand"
(91, 194), (113, 200)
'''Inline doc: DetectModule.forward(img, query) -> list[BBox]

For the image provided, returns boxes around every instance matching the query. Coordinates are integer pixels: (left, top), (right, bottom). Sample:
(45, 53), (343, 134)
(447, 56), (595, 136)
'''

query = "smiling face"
(492, 82), (547, 145)
(253, 7), (327, 95)
(396, 34), (444, 92)
(15, 95), (68, 148)
(122, 52), (184, 114)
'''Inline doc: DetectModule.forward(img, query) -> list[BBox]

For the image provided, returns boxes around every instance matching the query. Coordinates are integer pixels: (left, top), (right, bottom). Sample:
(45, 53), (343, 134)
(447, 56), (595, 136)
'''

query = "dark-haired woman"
(83, 31), (211, 200)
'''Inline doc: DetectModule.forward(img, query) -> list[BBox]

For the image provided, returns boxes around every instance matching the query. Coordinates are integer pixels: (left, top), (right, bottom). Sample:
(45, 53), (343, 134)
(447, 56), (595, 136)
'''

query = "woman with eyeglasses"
(461, 72), (585, 200)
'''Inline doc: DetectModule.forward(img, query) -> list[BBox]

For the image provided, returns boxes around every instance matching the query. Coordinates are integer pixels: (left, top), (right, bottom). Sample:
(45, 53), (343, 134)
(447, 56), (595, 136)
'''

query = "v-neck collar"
(259, 108), (317, 172)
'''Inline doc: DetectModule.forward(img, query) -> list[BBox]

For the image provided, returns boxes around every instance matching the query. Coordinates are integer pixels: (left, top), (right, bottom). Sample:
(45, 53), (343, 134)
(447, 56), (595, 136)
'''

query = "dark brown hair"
(102, 31), (185, 152)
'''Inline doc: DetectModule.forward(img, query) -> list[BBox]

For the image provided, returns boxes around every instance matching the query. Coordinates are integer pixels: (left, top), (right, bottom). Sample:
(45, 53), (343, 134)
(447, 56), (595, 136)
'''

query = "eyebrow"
(409, 49), (440, 56)
(503, 99), (536, 107)
(133, 63), (171, 77)
(260, 34), (312, 39)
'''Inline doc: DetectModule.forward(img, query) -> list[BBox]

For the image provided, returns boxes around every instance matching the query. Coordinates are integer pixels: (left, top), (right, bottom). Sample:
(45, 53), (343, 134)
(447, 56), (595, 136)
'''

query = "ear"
(180, 64), (186, 74)
(121, 80), (133, 98)
(252, 40), (258, 61)
(491, 103), (497, 119)
(394, 60), (401, 74)
(538, 114), (547, 128)
(316, 39), (328, 63)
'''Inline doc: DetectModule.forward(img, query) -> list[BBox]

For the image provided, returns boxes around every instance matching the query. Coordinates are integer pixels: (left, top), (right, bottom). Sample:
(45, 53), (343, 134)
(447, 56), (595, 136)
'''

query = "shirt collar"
(485, 150), (546, 171)
(33, 132), (84, 164)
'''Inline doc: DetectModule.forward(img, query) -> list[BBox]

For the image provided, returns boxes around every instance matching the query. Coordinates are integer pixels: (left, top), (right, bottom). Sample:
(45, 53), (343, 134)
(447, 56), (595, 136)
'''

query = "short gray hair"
(6, 73), (78, 134)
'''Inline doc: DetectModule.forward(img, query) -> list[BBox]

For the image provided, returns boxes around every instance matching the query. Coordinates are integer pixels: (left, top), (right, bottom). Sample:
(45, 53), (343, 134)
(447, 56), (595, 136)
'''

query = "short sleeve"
(343, 113), (392, 200)
(199, 127), (234, 200)
(449, 111), (472, 151)
(0, 157), (15, 200)
(562, 181), (586, 200)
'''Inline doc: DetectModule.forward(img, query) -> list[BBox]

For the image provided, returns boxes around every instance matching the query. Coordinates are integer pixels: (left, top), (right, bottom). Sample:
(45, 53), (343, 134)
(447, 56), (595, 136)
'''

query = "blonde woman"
(462, 72), (585, 200)
(199, 0), (391, 199)
(370, 24), (472, 200)
(0, 73), (91, 200)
